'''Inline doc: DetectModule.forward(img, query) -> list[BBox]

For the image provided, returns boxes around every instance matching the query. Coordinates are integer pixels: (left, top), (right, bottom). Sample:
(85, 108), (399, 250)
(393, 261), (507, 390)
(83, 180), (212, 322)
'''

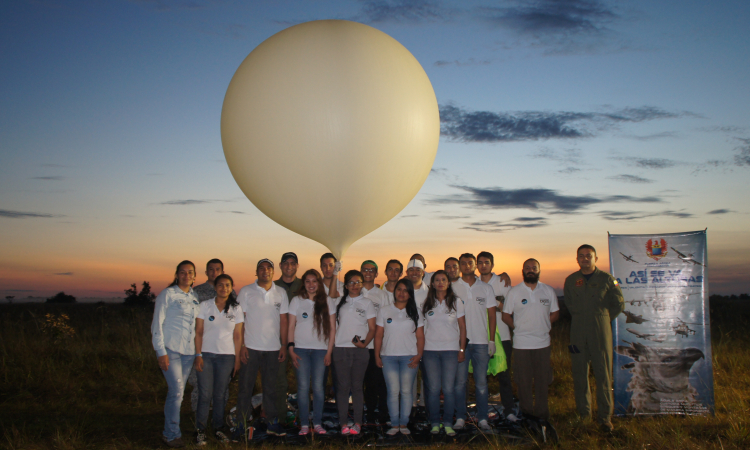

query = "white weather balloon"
(221, 20), (439, 259)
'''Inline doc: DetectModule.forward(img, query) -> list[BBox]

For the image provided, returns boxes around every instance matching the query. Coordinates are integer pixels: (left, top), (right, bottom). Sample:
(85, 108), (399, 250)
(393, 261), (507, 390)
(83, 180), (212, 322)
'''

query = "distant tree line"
(46, 292), (76, 303)
(124, 281), (156, 305)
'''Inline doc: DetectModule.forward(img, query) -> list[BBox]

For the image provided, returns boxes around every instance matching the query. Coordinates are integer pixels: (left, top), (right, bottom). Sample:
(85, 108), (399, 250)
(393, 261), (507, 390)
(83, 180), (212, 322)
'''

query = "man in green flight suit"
(563, 244), (624, 432)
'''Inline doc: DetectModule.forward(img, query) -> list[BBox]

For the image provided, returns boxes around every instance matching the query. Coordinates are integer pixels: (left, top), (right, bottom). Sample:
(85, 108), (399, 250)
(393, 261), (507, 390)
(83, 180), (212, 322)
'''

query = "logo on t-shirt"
(226, 314), (235, 321)
(540, 298), (550, 306)
(373, 303), (381, 313)
(449, 310), (457, 318)
(427, 310), (435, 316)
(274, 302), (281, 311)
(209, 316), (215, 321)
(477, 297), (486, 305)
(193, 300), (199, 305)
(387, 318), (393, 323)
(302, 312), (309, 319)
(521, 299), (528, 305)
(356, 307), (366, 317)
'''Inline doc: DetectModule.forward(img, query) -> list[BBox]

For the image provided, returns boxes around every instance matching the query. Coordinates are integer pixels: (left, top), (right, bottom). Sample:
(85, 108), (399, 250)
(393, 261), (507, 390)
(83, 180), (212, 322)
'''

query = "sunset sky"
(2, 0), (749, 298)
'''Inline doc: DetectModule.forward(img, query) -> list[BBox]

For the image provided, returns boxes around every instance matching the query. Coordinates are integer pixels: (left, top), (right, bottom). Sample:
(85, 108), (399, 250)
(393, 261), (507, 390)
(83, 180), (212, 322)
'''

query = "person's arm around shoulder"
(605, 274), (625, 321)
(151, 288), (171, 371)
(501, 289), (515, 331)
(287, 298), (300, 368)
(410, 312), (425, 369)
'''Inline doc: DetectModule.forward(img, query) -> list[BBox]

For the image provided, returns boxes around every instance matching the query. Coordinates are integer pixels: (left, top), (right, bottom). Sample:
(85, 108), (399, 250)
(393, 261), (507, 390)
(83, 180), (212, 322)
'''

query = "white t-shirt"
(334, 295), (377, 347)
(413, 282), (429, 309)
(423, 297), (465, 351)
(451, 276), (495, 345)
(503, 282), (559, 349)
(362, 286), (392, 349)
(423, 271), (433, 287)
(288, 296), (337, 350)
(376, 304), (423, 356)
(198, 299), (244, 355)
(486, 273), (513, 341)
(323, 278), (345, 297)
(237, 281), (289, 351)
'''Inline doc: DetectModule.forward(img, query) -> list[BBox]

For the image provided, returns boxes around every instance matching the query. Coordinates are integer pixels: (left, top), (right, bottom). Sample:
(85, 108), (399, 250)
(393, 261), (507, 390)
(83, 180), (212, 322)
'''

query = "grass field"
(1, 299), (749, 449)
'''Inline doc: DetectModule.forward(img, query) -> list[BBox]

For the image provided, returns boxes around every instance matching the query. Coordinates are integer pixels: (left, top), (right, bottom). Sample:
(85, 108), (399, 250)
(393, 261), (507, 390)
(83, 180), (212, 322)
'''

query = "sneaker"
(505, 413), (518, 423)
(430, 425), (440, 435)
(478, 420), (492, 432)
(267, 421), (287, 436)
(194, 430), (207, 447)
(214, 429), (230, 443)
(299, 426), (310, 436)
(445, 426), (456, 437)
(341, 426), (350, 435)
(399, 426), (411, 435)
(453, 418), (465, 430)
(162, 436), (185, 448)
(386, 427), (400, 436)
(349, 424), (361, 435)
(313, 425), (327, 435)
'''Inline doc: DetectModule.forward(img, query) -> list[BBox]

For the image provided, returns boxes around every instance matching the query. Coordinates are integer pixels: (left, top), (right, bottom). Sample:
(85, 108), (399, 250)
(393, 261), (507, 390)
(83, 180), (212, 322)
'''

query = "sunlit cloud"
(608, 174), (654, 184)
(0, 209), (61, 219)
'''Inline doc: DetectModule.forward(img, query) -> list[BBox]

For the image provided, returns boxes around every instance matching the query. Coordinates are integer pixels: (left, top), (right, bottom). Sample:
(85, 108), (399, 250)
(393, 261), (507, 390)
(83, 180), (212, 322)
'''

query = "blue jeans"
(455, 344), (489, 422)
(196, 352), (235, 430)
(162, 349), (196, 440)
(294, 348), (328, 427)
(381, 355), (418, 427)
(423, 351), (459, 426)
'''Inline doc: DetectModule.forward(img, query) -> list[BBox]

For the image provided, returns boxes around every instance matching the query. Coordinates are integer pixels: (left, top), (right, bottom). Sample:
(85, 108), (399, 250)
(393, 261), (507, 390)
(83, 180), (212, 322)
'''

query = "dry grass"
(1, 300), (748, 449)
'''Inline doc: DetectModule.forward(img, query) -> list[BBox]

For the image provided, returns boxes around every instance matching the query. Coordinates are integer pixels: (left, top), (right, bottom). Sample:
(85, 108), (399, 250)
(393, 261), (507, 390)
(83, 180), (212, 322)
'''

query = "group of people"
(151, 246), (624, 448)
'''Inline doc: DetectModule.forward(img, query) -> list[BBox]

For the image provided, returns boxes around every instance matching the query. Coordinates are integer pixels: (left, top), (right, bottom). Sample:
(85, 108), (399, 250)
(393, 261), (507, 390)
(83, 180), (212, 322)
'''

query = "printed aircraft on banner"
(626, 328), (665, 343)
(626, 299), (650, 307)
(619, 252), (639, 263)
(672, 318), (701, 338)
(670, 247), (706, 267)
(623, 310), (649, 324)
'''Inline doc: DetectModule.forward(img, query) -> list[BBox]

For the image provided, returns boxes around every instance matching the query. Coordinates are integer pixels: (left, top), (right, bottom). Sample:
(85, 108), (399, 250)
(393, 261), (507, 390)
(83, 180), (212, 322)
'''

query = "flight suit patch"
(576, 279), (584, 287)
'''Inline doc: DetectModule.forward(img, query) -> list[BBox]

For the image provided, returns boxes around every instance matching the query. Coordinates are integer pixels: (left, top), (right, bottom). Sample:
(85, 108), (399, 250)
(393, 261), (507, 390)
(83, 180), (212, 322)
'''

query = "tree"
(124, 281), (156, 305)
(46, 292), (76, 303)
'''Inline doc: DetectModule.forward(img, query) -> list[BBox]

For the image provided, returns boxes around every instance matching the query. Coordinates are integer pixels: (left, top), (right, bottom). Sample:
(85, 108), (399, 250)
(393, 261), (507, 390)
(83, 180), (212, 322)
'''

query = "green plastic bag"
(468, 327), (507, 375)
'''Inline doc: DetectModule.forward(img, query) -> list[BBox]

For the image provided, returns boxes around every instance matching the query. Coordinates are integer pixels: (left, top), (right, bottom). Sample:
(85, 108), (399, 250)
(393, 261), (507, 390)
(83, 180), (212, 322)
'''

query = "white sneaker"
(478, 420), (492, 432)
(506, 413), (518, 423)
(453, 418), (465, 430)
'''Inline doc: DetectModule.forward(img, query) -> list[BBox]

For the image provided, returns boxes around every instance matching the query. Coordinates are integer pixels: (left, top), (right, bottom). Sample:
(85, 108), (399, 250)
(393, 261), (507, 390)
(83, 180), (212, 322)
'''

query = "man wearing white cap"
(409, 253), (433, 288)
(235, 259), (289, 437)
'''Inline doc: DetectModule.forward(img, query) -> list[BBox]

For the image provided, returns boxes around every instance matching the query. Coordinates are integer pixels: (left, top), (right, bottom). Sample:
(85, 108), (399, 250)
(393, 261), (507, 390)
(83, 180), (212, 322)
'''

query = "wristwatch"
(459, 349), (465, 353)
(287, 342), (295, 349)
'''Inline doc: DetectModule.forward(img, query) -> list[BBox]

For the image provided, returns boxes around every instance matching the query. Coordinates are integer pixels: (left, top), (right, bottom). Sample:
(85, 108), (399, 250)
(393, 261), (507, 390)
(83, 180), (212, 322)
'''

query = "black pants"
(364, 349), (389, 423)
(495, 340), (515, 413)
(237, 349), (281, 424)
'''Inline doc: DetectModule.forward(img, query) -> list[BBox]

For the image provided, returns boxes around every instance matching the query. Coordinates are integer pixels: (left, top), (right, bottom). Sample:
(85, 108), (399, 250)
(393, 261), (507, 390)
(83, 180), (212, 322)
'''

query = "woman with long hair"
(287, 269), (337, 436)
(333, 270), (376, 435)
(151, 260), (200, 447)
(193, 274), (243, 445)
(421, 270), (467, 436)
(374, 278), (425, 436)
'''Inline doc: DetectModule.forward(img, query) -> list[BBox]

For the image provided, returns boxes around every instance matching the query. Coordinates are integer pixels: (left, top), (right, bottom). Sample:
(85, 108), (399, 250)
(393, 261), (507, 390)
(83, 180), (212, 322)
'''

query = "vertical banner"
(608, 230), (713, 416)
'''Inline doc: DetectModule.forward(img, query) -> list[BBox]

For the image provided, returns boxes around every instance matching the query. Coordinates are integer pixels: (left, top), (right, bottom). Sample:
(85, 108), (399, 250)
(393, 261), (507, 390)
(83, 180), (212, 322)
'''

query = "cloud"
(358, 0), (446, 23)
(698, 125), (747, 134)
(436, 215), (471, 220)
(611, 156), (681, 169)
(462, 216), (548, 233)
(129, 0), (208, 12)
(608, 174), (654, 184)
(707, 209), (732, 215)
(598, 210), (693, 221)
(54, 272), (74, 276)
(30, 176), (65, 181)
(158, 199), (233, 206)
(734, 138), (750, 167)
(439, 104), (685, 143)
(434, 58), (492, 67)
(430, 185), (661, 213)
(481, 0), (616, 35)
(398, 214), (419, 218)
(0, 209), (60, 219)
(627, 131), (677, 141)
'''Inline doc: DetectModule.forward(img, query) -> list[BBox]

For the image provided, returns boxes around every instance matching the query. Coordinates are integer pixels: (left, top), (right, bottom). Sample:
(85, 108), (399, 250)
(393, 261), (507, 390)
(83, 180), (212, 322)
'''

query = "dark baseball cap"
(281, 252), (298, 264)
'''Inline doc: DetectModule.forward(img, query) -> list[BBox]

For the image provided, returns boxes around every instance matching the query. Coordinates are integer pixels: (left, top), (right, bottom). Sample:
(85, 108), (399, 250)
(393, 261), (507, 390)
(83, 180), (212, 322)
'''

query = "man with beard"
(502, 259), (559, 421)
(563, 245), (624, 432)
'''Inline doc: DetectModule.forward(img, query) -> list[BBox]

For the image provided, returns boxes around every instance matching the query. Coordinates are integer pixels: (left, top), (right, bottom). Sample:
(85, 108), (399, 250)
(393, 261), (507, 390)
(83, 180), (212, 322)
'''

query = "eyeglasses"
(361, 268), (376, 273)
(347, 280), (363, 286)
